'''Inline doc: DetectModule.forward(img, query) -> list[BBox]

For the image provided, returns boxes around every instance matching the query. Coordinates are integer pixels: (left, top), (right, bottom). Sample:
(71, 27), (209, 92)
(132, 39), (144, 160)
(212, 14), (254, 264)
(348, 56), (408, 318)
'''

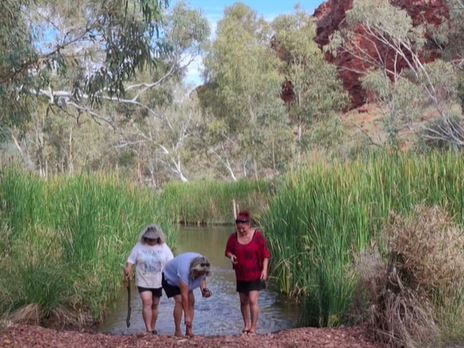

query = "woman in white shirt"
(124, 224), (174, 334)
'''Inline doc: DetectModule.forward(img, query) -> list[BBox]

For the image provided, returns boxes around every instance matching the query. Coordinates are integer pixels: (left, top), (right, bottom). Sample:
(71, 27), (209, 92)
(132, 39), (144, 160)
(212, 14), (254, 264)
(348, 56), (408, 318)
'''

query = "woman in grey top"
(162, 252), (212, 337)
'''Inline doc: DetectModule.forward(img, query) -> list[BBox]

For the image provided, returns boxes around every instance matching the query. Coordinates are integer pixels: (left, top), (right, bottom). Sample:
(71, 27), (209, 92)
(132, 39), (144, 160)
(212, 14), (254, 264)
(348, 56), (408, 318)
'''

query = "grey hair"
(138, 224), (166, 245)
(189, 256), (211, 279)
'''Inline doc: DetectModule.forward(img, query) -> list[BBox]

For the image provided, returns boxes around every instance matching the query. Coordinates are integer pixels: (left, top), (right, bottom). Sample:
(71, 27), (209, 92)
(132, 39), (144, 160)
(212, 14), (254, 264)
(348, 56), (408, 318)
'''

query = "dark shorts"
(162, 273), (181, 298)
(236, 280), (266, 293)
(137, 286), (162, 297)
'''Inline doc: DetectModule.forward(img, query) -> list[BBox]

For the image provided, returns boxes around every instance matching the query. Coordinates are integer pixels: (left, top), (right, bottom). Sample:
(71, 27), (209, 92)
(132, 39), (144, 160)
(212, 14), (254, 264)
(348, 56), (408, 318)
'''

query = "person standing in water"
(162, 252), (212, 337)
(124, 224), (174, 334)
(225, 210), (270, 335)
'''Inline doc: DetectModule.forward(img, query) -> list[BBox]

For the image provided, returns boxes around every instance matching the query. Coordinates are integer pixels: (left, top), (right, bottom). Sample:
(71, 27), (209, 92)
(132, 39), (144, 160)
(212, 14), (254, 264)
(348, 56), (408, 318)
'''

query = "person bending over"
(162, 252), (212, 337)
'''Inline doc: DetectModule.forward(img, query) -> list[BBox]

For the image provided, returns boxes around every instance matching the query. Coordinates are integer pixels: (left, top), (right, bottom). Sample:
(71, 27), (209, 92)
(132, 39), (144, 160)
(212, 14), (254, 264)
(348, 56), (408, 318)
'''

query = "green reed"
(263, 151), (464, 327)
(0, 169), (171, 323)
(161, 179), (272, 224)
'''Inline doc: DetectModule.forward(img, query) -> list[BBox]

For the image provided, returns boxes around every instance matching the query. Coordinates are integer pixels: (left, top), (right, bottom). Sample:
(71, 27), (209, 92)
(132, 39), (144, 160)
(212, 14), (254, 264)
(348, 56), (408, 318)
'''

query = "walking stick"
(126, 277), (131, 328)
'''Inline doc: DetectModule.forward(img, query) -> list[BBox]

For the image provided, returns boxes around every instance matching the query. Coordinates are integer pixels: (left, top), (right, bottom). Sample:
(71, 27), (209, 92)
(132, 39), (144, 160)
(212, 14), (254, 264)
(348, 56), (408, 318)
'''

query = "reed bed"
(0, 169), (171, 326)
(161, 179), (272, 224)
(263, 152), (464, 327)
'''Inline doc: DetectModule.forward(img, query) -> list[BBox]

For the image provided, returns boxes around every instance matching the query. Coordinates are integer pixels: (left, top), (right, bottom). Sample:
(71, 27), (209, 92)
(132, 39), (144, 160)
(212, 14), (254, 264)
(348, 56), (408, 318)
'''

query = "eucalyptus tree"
(0, 0), (39, 130)
(4, 1), (211, 180)
(326, 0), (462, 146)
(1, 0), (169, 122)
(1, 0), (169, 170)
(202, 3), (293, 180)
(271, 7), (348, 151)
(109, 2), (210, 184)
(425, 0), (464, 149)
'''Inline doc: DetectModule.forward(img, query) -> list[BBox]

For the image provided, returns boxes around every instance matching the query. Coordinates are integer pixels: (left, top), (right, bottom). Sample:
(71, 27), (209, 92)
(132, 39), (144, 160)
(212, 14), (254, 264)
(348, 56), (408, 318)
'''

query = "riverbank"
(0, 324), (379, 347)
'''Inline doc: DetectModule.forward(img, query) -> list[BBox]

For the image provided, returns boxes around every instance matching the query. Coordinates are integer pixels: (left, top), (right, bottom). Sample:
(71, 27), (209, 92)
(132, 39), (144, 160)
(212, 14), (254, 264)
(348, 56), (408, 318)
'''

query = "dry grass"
(355, 205), (464, 348)
(355, 250), (439, 348)
(10, 304), (41, 325)
(8, 304), (92, 330)
(385, 205), (464, 292)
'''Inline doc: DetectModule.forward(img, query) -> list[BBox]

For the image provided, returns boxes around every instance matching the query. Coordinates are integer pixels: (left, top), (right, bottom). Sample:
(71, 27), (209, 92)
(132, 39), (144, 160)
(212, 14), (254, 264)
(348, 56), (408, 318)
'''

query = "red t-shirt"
(224, 230), (271, 282)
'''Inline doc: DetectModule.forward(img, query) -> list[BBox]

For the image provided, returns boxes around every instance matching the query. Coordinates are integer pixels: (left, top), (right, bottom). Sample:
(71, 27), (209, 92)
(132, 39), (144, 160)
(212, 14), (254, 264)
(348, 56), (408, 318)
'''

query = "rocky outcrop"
(313, 0), (449, 108)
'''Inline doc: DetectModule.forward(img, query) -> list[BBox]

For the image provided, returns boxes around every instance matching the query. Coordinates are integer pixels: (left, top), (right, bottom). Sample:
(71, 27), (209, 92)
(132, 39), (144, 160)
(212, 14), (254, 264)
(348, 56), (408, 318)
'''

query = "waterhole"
(99, 225), (300, 336)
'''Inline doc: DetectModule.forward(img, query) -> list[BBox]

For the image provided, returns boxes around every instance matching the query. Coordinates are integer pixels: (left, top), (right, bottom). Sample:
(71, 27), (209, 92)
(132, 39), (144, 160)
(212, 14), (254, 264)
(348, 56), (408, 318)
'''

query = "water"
(99, 225), (300, 336)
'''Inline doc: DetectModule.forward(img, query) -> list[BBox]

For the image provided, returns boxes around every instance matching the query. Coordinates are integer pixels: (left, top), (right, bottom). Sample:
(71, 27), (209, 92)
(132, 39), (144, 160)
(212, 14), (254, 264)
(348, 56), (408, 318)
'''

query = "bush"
(355, 205), (464, 347)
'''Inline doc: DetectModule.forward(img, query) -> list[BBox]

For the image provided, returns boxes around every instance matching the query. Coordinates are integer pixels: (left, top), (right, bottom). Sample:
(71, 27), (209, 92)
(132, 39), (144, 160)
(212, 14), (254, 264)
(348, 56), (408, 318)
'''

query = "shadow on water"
(99, 225), (301, 336)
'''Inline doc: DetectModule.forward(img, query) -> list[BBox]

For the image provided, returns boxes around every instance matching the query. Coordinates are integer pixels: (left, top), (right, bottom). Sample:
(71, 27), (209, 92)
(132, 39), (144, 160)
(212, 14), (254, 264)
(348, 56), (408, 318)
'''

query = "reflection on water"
(99, 225), (300, 336)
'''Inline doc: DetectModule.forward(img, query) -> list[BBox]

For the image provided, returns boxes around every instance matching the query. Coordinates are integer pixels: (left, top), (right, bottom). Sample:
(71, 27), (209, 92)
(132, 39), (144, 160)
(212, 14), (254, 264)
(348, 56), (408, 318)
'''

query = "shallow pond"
(99, 225), (301, 336)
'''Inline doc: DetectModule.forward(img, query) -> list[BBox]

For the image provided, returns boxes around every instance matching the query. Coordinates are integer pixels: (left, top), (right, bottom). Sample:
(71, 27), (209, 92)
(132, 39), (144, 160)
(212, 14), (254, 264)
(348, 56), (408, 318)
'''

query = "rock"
(312, 0), (449, 108)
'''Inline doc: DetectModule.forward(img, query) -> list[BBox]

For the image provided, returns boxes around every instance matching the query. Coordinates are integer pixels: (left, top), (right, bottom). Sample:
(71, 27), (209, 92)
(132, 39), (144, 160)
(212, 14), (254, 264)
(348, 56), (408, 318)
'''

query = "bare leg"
(248, 290), (260, 333)
(186, 291), (195, 337)
(151, 296), (160, 333)
(173, 294), (183, 337)
(140, 291), (153, 332)
(239, 292), (251, 332)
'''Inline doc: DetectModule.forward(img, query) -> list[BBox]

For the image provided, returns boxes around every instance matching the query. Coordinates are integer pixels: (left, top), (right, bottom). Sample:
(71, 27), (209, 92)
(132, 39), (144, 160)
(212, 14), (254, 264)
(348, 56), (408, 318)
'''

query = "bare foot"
(186, 327), (194, 337)
(174, 330), (182, 337)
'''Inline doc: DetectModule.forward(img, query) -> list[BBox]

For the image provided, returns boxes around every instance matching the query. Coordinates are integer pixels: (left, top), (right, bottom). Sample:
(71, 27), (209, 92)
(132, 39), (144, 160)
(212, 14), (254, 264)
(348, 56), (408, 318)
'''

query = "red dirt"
(0, 324), (381, 348)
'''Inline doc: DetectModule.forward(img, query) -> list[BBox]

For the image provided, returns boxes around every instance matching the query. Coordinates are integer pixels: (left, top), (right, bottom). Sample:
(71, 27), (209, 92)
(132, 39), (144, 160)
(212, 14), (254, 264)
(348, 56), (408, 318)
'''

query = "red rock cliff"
(313, 0), (449, 108)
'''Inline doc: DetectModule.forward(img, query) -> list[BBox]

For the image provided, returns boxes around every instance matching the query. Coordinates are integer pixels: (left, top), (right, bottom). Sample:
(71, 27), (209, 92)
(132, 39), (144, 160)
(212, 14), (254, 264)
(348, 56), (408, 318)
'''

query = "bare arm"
(200, 279), (212, 298)
(261, 258), (269, 280)
(225, 251), (237, 264)
(124, 263), (133, 280)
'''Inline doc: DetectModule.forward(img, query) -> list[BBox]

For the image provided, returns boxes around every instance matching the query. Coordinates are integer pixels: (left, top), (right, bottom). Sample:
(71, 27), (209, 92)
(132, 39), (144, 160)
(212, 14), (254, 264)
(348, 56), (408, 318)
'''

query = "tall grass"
(263, 152), (464, 327)
(161, 179), (272, 224)
(0, 168), (171, 325)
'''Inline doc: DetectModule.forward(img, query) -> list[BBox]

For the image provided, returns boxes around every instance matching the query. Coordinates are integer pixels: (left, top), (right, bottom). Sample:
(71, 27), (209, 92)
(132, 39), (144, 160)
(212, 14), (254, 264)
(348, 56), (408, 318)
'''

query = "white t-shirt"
(127, 242), (174, 288)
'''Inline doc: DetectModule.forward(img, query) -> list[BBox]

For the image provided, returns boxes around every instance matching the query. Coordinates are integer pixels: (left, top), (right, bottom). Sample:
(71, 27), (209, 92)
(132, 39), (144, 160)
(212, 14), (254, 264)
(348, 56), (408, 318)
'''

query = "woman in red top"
(225, 210), (271, 335)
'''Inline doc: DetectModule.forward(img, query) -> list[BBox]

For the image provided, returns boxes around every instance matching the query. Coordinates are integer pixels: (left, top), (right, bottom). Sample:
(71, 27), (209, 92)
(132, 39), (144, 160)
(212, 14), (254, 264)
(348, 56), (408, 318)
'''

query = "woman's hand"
(123, 265), (132, 281)
(229, 253), (238, 264)
(260, 269), (268, 281)
(201, 287), (212, 298)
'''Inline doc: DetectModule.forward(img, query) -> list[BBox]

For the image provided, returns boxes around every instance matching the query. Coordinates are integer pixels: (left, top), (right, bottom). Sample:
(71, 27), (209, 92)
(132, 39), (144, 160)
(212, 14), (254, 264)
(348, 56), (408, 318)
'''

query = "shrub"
(355, 205), (464, 347)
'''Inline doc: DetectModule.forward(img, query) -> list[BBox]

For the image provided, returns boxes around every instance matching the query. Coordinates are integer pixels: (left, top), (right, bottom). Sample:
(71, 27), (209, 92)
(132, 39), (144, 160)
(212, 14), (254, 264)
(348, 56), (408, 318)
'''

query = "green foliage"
(0, 168), (171, 323)
(0, 0), (169, 127)
(305, 116), (346, 150)
(0, 3), (212, 184)
(443, 0), (464, 65)
(330, 0), (463, 147)
(204, 4), (284, 126)
(201, 3), (293, 179)
(263, 151), (464, 327)
(458, 70), (464, 110)
(361, 70), (423, 144)
(346, 0), (424, 47)
(164, 1), (210, 56)
(272, 9), (348, 126)
(161, 179), (272, 224)
(0, 0), (37, 129)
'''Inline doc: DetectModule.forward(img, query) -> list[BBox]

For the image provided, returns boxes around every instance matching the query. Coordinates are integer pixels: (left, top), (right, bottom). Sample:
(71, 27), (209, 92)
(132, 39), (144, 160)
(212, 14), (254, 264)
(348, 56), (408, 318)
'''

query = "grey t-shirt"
(163, 252), (206, 290)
